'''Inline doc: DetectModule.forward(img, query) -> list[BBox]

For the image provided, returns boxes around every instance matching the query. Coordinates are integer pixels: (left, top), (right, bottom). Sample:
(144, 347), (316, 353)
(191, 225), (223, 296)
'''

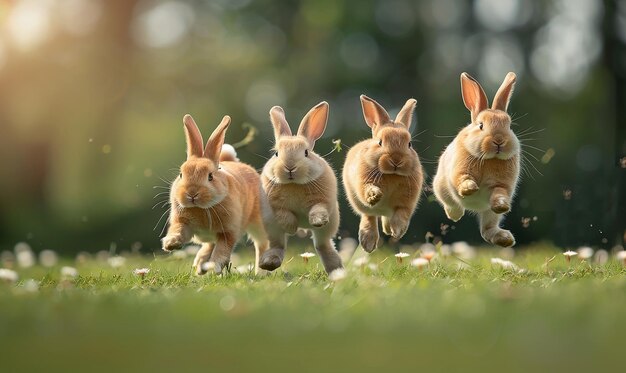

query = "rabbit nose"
(187, 192), (199, 202)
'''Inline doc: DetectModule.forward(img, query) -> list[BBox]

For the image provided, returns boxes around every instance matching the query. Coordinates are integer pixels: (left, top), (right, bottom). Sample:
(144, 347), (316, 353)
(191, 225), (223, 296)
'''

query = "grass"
(1, 244), (625, 373)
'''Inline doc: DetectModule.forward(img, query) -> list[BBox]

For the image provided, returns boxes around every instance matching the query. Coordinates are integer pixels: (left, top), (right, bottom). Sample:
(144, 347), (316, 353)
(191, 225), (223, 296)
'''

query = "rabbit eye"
(304, 149), (309, 157)
(408, 142), (412, 149)
(479, 122), (484, 130)
(179, 173), (182, 179)
(378, 140), (382, 146)
(208, 173), (213, 181)
(274, 152), (278, 157)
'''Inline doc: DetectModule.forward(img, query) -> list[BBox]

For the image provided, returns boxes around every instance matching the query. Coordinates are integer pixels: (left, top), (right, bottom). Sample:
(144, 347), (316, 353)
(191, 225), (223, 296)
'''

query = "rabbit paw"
(259, 248), (284, 271)
(162, 235), (183, 252)
(458, 180), (479, 197)
(365, 185), (383, 206)
(309, 211), (329, 227)
(491, 196), (511, 214)
(359, 228), (379, 253)
(490, 230), (515, 248)
(444, 205), (465, 222)
(389, 221), (408, 240)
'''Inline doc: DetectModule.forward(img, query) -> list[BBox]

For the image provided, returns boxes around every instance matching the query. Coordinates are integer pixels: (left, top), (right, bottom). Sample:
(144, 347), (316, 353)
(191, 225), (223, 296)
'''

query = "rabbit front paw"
(491, 196), (511, 214)
(359, 228), (379, 253)
(309, 211), (329, 227)
(162, 235), (183, 252)
(365, 185), (383, 206)
(458, 179), (479, 197)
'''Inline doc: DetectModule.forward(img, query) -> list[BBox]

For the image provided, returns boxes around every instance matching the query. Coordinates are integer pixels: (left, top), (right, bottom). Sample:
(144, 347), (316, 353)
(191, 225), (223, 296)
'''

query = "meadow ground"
(1, 243), (625, 373)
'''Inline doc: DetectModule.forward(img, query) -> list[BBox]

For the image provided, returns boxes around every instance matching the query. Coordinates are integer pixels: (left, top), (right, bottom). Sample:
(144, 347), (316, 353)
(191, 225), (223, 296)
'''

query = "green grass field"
(1, 244), (625, 373)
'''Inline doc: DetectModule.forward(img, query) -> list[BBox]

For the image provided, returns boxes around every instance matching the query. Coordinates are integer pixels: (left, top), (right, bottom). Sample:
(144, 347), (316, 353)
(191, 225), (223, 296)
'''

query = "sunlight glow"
(6, 0), (54, 52)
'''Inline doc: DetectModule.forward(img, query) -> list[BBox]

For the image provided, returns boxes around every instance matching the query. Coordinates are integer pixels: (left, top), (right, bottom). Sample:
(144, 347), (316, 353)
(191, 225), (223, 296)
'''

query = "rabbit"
(342, 95), (424, 252)
(432, 72), (520, 247)
(161, 114), (270, 275)
(258, 102), (343, 274)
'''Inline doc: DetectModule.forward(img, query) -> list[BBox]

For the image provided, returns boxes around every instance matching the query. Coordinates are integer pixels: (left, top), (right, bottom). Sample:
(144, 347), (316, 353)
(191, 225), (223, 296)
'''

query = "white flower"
(107, 256), (126, 268)
(236, 264), (254, 274)
(23, 279), (39, 292)
(594, 249), (609, 265)
(172, 250), (188, 259)
(439, 244), (451, 257)
(367, 263), (379, 272)
(39, 250), (59, 267)
(563, 251), (578, 257)
(395, 252), (410, 264)
(300, 252), (315, 264)
(420, 249), (436, 262)
(15, 242), (35, 268)
(452, 241), (476, 260)
(184, 245), (200, 256)
(133, 268), (150, 276)
(339, 237), (358, 254)
(616, 251), (626, 265)
(328, 268), (347, 282)
(201, 261), (216, 273)
(0, 268), (18, 283)
(353, 256), (369, 267)
(577, 247), (594, 260)
(491, 258), (518, 270)
(411, 257), (429, 269)
(61, 266), (78, 279)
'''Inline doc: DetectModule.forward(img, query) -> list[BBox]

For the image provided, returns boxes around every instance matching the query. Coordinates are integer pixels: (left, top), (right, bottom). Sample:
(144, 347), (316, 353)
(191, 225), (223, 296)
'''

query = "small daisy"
(23, 279), (39, 292)
(39, 250), (58, 268)
(411, 257), (429, 269)
(300, 252), (316, 264)
(353, 256), (369, 268)
(577, 247), (594, 260)
(14, 242), (35, 268)
(616, 251), (626, 266)
(107, 256), (126, 268)
(452, 241), (476, 260)
(328, 268), (347, 282)
(563, 250), (578, 265)
(61, 266), (78, 279)
(491, 258), (518, 271)
(0, 268), (18, 283)
(594, 249), (609, 265)
(133, 268), (150, 278)
(395, 252), (410, 264)
(421, 250), (436, 262)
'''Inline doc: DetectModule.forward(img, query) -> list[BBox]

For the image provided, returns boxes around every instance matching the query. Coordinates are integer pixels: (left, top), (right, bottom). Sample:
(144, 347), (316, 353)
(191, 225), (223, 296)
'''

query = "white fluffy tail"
(219, 144), (238, 162)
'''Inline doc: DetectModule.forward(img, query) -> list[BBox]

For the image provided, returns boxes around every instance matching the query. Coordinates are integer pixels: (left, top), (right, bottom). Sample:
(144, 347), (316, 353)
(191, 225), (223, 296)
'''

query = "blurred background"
(0, 0), (623, 255)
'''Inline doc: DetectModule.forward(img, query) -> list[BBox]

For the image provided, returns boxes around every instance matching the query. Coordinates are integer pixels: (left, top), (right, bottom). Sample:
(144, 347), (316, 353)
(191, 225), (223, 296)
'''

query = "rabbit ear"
(204, 115), (231, 162)
(394, 98), (417, 129)
(297, 101), (329, 148)
(360, 95), (391, 129)
(269, 106), (292, 140)
(492, 72), (517, 112)
(460, 73), (489, 123)
(183, 114), (204, 159)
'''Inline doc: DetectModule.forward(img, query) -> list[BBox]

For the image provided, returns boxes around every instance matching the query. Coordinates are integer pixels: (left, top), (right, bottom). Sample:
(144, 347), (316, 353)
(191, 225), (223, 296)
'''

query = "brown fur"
(343, 95), (424, 252)
(433, 72), (520, 247)
(259, 102), (343, 274)
(162, 115), (269, 274)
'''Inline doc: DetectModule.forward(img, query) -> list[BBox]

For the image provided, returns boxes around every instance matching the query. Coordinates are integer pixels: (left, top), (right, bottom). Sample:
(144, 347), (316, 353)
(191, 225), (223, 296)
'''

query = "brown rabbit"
(258, 102), (343, 274)
(343, 95), (424, 252)
(162, 114), (269, 274)
(433, 72), (520, 247)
